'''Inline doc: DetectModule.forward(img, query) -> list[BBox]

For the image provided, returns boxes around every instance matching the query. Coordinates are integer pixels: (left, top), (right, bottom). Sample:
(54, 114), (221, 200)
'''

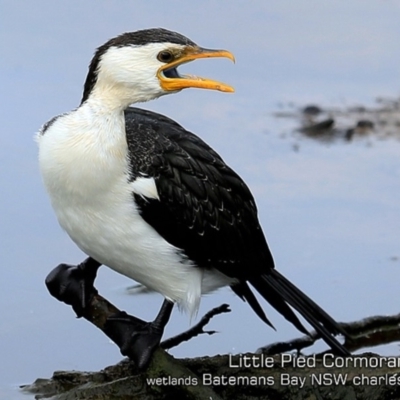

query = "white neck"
(85, 81), (136, 113)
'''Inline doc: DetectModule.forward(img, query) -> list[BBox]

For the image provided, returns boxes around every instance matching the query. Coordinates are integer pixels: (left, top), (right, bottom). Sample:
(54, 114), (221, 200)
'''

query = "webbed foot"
(104, 300), (174, 370)
(45, 257), (101, 317)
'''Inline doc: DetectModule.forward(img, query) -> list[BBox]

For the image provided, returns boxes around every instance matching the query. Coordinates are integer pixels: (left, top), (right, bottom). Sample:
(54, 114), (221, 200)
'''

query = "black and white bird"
(37, 28), (349, 369)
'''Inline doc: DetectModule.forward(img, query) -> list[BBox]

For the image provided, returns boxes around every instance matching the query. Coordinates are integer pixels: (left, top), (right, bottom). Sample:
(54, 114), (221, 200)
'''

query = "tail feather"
(249, 269), (349, 356)
(231, 282), (276, 330)
(250, 278), (309, 336)
(268, 270), (348, 337)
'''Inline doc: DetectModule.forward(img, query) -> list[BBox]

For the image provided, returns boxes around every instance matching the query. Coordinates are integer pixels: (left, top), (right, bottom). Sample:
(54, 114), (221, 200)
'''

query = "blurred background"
(1, 1), (399, 398)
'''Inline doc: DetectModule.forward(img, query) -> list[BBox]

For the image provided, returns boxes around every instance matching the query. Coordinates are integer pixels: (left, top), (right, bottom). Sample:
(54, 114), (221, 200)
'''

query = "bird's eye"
(157, 51), (174, 63)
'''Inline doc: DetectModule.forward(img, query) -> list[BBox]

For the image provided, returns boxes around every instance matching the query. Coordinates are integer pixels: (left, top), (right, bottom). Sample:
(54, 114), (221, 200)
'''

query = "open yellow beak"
(157, 47), (235, 93)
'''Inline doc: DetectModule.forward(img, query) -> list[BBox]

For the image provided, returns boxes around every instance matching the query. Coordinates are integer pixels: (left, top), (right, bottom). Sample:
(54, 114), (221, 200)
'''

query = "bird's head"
(82, 28), (235, 108)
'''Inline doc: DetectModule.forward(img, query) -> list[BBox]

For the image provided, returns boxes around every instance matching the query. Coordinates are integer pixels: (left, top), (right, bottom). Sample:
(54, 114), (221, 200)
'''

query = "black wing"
(124, 108), (351, 356)
(125, 107), (274, 279)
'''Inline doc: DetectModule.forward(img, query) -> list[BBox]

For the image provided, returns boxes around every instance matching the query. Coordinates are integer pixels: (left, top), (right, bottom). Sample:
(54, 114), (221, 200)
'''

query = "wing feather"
(125, 107), (274, 278)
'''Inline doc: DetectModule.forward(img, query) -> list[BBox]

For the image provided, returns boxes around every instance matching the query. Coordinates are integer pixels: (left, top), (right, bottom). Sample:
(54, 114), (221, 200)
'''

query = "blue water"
(1, 1), (400, 398)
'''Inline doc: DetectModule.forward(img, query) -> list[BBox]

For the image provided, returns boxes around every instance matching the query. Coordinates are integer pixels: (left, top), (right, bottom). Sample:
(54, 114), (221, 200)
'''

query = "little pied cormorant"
(37, 28), (349, 369)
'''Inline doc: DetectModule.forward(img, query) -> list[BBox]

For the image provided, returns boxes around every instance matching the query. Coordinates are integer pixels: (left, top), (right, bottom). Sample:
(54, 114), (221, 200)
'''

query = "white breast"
(37, 105), (232, 317)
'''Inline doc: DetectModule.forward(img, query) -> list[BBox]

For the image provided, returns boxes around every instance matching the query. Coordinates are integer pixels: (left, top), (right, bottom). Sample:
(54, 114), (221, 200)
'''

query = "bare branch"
(161, 304), (231, 350)
(258, 313), (400, 355)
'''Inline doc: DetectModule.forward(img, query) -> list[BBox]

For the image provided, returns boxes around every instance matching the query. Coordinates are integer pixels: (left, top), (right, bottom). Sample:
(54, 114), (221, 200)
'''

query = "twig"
(161, 304), (231, 349)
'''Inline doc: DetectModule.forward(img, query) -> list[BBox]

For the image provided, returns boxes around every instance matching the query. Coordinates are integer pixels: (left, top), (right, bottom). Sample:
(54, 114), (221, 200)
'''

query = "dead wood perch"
(83, 291), (400, 358)
(258, 313), (400, 355)
(79, 292), (231, 351)
(23, 292), (400, 399)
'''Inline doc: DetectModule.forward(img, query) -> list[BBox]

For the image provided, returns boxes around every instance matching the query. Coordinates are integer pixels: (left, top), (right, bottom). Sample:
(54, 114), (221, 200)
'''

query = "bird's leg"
(45, 257), (101, 317)
(104, 299), (174, 370)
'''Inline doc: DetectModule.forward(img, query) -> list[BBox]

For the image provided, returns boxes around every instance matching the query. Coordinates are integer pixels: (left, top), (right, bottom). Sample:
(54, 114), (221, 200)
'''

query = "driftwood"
(21, 291), (400, 400)
(258, 313), (400, 355)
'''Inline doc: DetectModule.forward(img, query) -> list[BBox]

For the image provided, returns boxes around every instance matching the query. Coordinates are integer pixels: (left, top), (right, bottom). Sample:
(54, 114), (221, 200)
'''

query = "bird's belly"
(50, 181), (232, 315)
(55, 187), (190, 291)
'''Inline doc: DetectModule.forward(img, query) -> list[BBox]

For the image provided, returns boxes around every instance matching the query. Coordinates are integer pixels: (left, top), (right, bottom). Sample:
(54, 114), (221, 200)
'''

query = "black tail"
(248, 269), (350, 356)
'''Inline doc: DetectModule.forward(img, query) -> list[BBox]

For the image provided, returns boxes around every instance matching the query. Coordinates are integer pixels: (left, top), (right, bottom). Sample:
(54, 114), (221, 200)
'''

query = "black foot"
(104, 300), (174, 370)
(104, 312), (162, 369)
(45, 258), (101, 317)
